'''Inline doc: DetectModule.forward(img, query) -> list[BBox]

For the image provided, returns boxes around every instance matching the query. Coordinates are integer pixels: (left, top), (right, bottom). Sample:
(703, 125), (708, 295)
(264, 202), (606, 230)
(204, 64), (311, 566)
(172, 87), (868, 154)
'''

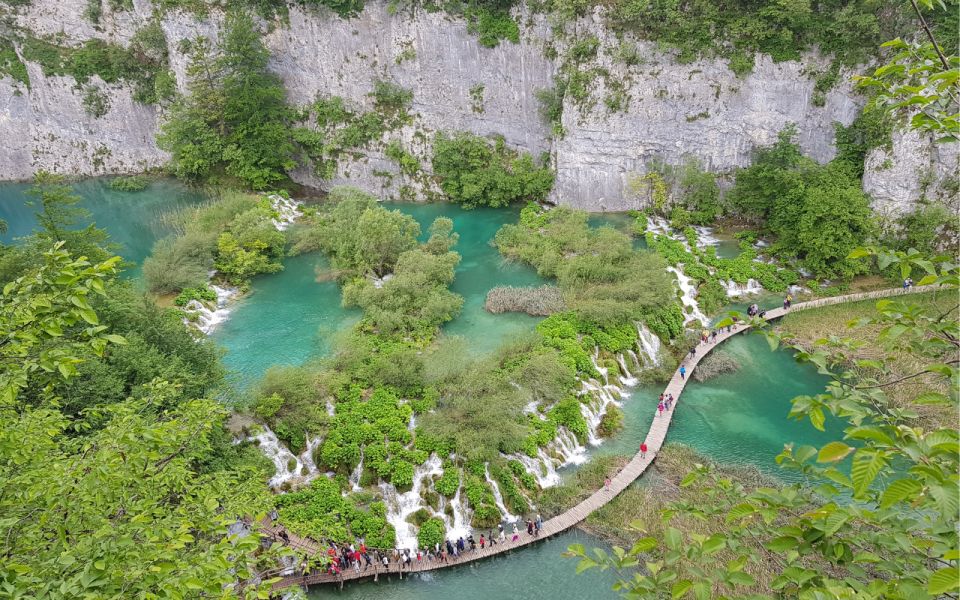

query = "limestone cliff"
(0, 0), (954, 213)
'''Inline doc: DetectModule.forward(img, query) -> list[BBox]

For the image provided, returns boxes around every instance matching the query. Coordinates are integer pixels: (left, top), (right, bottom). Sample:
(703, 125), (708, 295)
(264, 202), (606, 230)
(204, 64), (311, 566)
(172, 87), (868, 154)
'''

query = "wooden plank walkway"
(267, 285), (936, 590)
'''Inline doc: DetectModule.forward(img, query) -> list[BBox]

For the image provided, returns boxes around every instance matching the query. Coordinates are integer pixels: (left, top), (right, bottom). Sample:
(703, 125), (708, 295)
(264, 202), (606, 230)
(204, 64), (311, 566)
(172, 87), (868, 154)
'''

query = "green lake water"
(0, 178), (207, 278)
(212, 202), (545, 387)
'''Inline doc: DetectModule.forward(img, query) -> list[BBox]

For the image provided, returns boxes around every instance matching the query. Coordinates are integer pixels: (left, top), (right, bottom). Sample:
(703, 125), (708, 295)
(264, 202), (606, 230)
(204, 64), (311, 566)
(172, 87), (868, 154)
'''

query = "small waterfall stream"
(349, 449), (364, 491)
(249, 426), (321, 489)
(485, 465), (519, 523)
(667, 266), (710, 326)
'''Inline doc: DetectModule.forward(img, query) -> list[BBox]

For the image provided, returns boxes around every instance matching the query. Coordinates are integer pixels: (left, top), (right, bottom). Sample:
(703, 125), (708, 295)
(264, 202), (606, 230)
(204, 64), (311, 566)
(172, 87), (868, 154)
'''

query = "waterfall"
(326, 400), (335, 417)
(268, 194), (302, 231)
(590, 349), (609, 385)
(579, 380), (622, 446)
(636, 324), (663, 367)
(515, 450), (561, 488)
(408, 413), (416, 432)
(551, 427), (587, 464)
(250, 426), (323, 489)
(692, 225), (720, 249)
(182, 284), (239, 334)
(667, 266), (709, 326)
(484, 465), (519, 523)
(722, 278), (763, 297)
(379, 455), (445, 550)
(444, 484), (472, 541)
(349, 449), (364, 492)
(616, 353), (639, 386)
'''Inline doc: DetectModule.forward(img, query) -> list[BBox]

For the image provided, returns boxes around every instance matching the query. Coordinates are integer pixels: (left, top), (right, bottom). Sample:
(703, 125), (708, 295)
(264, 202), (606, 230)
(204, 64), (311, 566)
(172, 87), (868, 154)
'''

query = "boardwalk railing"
(266, 285), (939, 590)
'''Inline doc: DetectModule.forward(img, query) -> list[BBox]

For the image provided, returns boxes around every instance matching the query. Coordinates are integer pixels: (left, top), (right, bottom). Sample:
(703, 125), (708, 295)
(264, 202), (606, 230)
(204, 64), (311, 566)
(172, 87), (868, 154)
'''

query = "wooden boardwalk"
(267, 285), (936, 590)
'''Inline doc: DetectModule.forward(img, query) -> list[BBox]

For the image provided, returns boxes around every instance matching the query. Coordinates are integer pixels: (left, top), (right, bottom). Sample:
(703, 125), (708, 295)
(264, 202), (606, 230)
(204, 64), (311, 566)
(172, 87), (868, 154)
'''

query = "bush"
(691, 350), (741, 382)
(431, 132), (554, 208)
(484, 285), (565, 316)
(108, 175), (149, 192)
(142, 232), (213, 295)
(173, 285), (217, 306)
(597, 404), (623, 437)
(417, 517), (446, 548)
(466, 6), (520, 48)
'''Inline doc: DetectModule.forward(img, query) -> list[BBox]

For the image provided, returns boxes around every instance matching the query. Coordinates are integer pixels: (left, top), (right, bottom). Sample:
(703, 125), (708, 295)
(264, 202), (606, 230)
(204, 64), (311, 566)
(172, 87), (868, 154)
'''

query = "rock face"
(0, 0), (954, 213)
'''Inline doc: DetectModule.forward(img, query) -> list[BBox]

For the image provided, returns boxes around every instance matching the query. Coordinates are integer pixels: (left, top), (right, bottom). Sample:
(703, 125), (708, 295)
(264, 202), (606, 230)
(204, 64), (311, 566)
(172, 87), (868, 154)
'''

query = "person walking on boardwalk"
(604, 477), (611, 491)
(445, 539), (454, 558)
(657, 401), (664, 417)
(489, 530), (497, 546)
(512, 523), (520, 542)
(640, 441), (647, 459)
(526, 519), (534, 536)
(498, 523), (505, 543)
(479, 534), (486, 549)
(536, 514), (543, 532)
(679, 365), (686, 379)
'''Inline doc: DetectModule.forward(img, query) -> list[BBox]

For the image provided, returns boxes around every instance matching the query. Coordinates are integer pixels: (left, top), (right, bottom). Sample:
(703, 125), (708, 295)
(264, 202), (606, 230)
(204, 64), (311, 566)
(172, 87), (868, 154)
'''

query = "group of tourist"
(281, 515), (549, 579)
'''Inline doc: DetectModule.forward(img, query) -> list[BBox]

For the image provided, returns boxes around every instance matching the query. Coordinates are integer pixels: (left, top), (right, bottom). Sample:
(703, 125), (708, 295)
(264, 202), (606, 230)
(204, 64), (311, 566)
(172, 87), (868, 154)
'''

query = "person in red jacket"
(640, 442), (648, 459)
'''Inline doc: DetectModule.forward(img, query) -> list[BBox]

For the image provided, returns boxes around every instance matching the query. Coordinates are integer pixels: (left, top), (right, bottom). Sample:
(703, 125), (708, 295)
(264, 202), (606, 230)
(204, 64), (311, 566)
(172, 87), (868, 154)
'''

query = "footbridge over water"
(264, 285), (936, 591)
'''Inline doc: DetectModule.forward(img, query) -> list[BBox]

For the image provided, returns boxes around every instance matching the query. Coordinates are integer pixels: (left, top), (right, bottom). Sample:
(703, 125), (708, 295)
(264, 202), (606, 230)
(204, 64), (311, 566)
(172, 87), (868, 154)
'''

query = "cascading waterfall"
(379, 455), (444, 550)
(636, 323), (663, 367)
(515, 449), (561, 488)
(268, 194), (302, 231)
(617, 353), (639, 386)
(692, 225), (720, 249)
(443, 484), (472, 541)
(250, 426), (321, 489)
(722, 278), (763, 297)
(183, 284), (239, 334)
(484, 465), (519, 523)
(580, 379), (622, 446)
(667, 266), (710, 326)
(349, 449), (364, 492)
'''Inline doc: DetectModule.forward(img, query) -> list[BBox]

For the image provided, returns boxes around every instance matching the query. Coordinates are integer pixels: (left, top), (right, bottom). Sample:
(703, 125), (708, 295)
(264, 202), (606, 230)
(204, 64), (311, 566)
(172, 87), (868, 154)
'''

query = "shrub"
(173, 285), (217, 306)
(691, 350), (741, 382)
(431, 132), (554, 208)
(108, 175), (149, 192)
(142, 233), (213, 294)
(417, 517), (446, 548)
(597, 404), (623, 437)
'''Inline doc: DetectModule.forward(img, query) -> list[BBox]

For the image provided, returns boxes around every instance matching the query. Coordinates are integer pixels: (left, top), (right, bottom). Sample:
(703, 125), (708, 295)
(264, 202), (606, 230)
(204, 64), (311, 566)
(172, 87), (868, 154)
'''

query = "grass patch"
(484, 285), (565, 316)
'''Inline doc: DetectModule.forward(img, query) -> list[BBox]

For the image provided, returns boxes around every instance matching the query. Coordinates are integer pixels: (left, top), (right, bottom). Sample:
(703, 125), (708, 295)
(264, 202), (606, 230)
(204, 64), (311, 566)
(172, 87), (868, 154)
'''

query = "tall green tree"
(158, 12), (296, 189)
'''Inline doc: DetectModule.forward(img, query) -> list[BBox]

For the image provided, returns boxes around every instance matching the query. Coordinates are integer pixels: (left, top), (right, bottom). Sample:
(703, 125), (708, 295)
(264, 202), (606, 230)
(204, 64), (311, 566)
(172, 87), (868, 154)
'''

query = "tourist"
(536, 514), (543, 532)
(640, 442), (647, 458)
(679, 365), (686, 380)
(489, 530), (497, 546)
(416, 548), (422, 562)
(445, 539), (455, 558)
(689, 347), (696, 359)
(711, 329), (718, 343)
(479, 534), (486, 549)
(604, 477), (611, 491)
(527, 519), (534, 536)
(457, 537), (465, 554)
(657, 401), (664, 417)
(512, 524), (520, 542)
(468, 535), (476, 551)
(499, 524), (506, 543)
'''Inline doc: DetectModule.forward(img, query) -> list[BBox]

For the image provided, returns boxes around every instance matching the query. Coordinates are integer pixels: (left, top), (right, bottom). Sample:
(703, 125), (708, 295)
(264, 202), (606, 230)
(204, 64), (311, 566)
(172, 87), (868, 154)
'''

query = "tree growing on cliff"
(159, 12), (296, 189)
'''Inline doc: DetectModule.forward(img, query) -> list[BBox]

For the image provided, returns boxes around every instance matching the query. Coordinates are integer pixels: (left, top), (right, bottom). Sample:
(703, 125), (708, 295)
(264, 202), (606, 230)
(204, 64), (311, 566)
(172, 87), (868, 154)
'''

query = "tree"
(856, 0), (959, 141)
(0, 244), (281, 598)
(158, 13), (297, 188)
(568, 249), (959, 598)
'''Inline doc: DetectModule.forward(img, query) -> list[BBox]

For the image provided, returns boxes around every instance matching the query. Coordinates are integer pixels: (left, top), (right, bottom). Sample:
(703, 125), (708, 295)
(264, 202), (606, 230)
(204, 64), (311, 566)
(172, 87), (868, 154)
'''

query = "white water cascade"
(636, 323), (663, 367)
(484, 465), (519, 523)
(580, 380), (622, 446)
(515, 449), (561, 488)
(667, 266), (710, 326)
(442, 484), (472, 542)
(691, 226), (720, 249)
(249, 426), (322, 489)
(379, 455), (444, 550)
(349, 449), (364, 492)
(722, 278), (763, 297)
(268, 194), (302, 231)
(616, 353), (639, 386)
(182, 284), (239, 334)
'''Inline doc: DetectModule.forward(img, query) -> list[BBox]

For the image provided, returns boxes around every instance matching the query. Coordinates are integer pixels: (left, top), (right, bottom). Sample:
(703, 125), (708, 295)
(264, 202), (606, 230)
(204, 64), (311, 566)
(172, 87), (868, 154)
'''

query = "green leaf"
(728, 571), (756, 586)
(928, 566), (959, 594)
(575, 557), (599, 574)
(851, 449), (888, 497)
(880, 478), (922, 508)
(818, 441), (853, 462)
(672, 580), (692, 599)
(664, 527), (682, 551)
(766, 536), (798, 552)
